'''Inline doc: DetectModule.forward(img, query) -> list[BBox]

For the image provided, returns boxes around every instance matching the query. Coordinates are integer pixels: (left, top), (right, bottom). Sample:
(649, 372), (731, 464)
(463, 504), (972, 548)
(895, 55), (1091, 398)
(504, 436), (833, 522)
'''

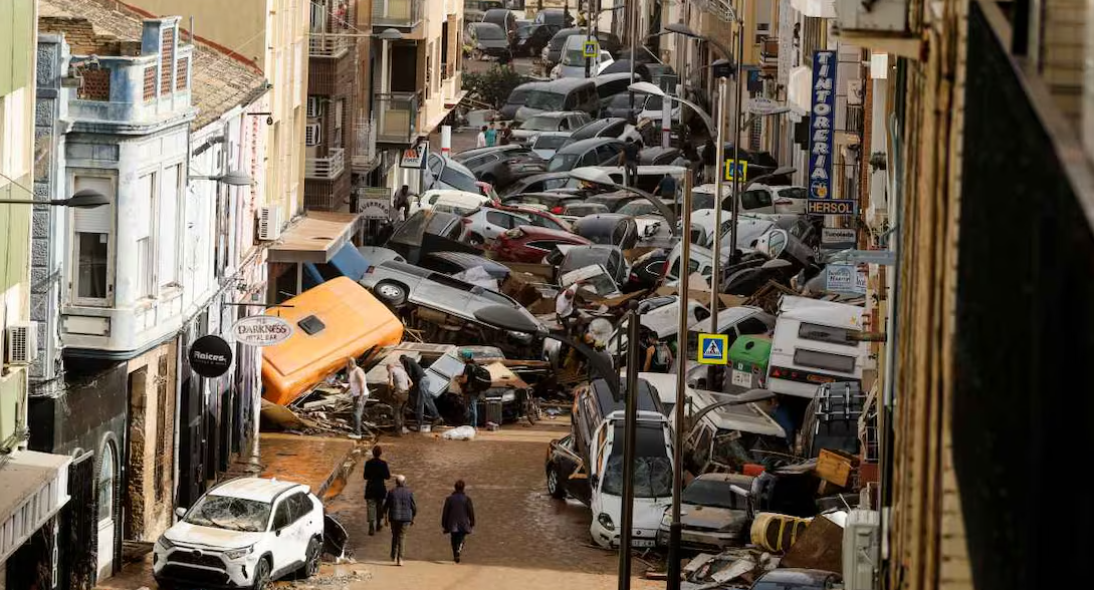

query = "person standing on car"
(384, 475), (417, 566)
(618, 137), (641, 187)
(476, 125), (489, 148)
(441, 479), (476, 563)
(655, 173), (677, 200)
(455, 350), (492, 427)
(485, 121), (499, 147)
(387, 360), (412, 436)
(555, 282), (581, 338)
(401, 355), (441, 431)
(346, 357), (369, 440)
(363, 445), (390, 535)
(499, 121), (513, 145)
(392, 185), (411, 221)
(642, 332), (674, 373)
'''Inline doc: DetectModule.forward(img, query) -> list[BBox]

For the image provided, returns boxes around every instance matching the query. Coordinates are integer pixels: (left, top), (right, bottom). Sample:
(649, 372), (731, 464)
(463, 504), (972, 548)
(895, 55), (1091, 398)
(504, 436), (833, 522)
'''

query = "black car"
(499, 81), (546, 121)
(534, 8), (574, 28)
(557, 244), (628, 287)
(748, 569), (841, 590)
(601, 60), (652, 79)
(572, 213), (639, 249)
(626, 248), (668, 291)
(515, 23), (559, 56)
(601, 93), (649, 121)
(543, 27), (584, 69)
(546, 137), (625, 172)
(385, 210), (476, 263)
(453, 145), (546, 188)
(468, 22), (511, 59)
(570, 118), (629, 142)
(584, 190), (644, 212)
(482, 9), (519, 45)
(639, 146), (683, 165)
(420, 251), (512, 280)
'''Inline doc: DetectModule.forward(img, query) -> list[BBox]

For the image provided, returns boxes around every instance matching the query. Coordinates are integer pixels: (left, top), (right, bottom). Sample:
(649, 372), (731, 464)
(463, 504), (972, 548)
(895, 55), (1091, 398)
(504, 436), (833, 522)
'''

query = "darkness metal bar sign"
(808, 50), (837, 199)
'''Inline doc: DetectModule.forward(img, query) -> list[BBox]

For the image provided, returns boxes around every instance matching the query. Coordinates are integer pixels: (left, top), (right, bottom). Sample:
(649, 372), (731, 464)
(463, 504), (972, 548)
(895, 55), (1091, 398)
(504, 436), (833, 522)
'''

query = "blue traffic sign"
(697, 333), (729, 365)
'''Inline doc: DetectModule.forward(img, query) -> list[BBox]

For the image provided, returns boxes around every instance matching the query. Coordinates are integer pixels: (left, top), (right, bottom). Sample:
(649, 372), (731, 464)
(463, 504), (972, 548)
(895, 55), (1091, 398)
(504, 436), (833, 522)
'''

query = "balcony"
(305, 148), (346, 180)
(845, 104), (864, 138)
(309, 31), (353, 57)
(310, 0), (355, 57)
(372, 0), (423, 29)
(375, 92), (420, 145)
(352, 117), (380, 172)
(761, 39), (779, 70)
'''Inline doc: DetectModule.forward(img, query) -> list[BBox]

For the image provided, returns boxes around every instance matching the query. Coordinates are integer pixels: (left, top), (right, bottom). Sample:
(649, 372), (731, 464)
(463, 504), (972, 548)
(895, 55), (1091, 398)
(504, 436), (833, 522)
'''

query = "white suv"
(153, 478), (324, 590)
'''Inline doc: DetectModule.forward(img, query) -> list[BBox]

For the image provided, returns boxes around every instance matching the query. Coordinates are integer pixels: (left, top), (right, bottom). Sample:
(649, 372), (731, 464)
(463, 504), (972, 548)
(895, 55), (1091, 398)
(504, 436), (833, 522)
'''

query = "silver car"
(359, 260), (543, 335)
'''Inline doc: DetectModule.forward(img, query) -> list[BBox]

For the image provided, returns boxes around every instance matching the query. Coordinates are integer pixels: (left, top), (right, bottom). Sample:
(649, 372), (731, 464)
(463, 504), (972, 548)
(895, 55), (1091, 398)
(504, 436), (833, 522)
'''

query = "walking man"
(455, 350), (491, 427)
(618, 137), (640, 187)
(392, 185), (411, 221)
(384, 475), (416, 566)
(363, 445), (390, 535)
(346, 357), (369, 440)
(441, 480), (476, 563)
(401, 355), (441, 431)
(476, 125), (488, 148)
(485, 121), (499, 147)
(387, 360), (411, 436)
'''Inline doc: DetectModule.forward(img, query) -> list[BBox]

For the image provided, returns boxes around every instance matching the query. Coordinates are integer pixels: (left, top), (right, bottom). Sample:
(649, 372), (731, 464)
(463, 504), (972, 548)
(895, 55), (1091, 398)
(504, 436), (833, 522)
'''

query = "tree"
(462, 66), (529, 110)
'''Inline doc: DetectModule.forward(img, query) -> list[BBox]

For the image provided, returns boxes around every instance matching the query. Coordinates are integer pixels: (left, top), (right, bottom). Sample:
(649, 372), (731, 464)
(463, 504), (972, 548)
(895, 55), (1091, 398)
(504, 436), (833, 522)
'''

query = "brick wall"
(160, 27), (174, 96)
(77, 69), (110, 101)
(38, 16), (122, 54)
(176, 57), (188, 91)
(143, 66), (156, 101)
(123, 341), (177, 541)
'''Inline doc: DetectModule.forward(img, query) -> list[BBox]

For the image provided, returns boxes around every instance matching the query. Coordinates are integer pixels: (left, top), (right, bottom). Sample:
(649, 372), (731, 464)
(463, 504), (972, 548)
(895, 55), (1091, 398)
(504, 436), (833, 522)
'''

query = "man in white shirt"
(387, 361), (412, 436)
(555, 282), (580, 337)
(476, 125), (488, 148)
(347, 357), (370, 439)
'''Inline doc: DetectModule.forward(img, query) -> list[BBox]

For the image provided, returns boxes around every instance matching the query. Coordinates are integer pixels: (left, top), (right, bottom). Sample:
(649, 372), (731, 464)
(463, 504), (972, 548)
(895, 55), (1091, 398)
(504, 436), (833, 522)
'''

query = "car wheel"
(546, 464), (566, 499)
(303, 537), (321, 578)
(374, 281), (408, 308)
(467, 233), (485, 247)
(251, 557), (271, 590)
(473, 48), (484, 60)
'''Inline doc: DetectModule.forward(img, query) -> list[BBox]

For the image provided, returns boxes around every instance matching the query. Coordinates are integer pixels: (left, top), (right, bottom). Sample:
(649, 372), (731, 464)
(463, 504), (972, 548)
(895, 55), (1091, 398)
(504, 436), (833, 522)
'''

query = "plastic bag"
(452, 266), (499, 292)
(441, 425), (477, 441)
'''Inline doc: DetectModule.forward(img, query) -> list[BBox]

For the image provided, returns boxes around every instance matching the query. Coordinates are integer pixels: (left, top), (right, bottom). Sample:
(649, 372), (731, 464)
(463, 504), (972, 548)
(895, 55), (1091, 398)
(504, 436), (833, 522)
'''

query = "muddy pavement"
(321, 421), (661, 590)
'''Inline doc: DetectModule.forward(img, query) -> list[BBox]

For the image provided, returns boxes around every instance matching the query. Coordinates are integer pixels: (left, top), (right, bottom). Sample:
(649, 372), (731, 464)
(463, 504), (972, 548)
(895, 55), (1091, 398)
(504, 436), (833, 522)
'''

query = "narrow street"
(324, 420), (660, 590)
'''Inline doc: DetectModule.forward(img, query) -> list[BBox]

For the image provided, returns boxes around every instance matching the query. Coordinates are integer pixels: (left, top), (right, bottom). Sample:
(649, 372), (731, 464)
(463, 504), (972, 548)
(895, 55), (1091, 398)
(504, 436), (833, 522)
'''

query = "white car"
(464, 207), (533, 245)
(154, 478), (324, 589)
(409, 189), (491, 216)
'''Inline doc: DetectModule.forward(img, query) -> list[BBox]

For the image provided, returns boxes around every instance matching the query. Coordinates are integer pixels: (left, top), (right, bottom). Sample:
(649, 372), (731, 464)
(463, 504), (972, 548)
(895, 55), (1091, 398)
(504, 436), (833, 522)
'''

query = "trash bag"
(453, 266), (499, 292)
(441, 425), (477, 441)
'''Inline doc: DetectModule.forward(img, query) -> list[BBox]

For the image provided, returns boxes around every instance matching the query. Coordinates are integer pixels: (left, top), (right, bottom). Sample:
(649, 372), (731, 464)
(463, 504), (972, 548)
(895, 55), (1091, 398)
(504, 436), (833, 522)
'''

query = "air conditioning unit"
(842, 509), (880, 590)
(258, 206), (283, 241)
(305, 122), (322, 146)
(6, 322), (38, 365)
(306, 96), (322, 118)
(837, 0), (908, 32)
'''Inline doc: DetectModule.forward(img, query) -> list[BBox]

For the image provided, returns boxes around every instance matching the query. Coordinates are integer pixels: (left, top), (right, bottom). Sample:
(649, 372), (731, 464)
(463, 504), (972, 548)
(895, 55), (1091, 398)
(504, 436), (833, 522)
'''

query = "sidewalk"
(94, 433), (362, 590)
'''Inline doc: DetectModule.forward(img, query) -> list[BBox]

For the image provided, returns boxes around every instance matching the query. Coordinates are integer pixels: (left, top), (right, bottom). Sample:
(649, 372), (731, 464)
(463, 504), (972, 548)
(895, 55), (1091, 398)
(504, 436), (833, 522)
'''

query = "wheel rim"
(547, 468), (558, 494)
(255, 561), (270, 589)
(377, 284), (402, 300)
(307, 541), (320, 575)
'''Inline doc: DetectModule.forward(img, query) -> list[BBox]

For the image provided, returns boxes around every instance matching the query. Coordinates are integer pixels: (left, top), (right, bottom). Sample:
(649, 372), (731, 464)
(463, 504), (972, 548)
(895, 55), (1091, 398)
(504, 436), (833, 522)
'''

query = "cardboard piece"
(780, 514), (844, 572)
(655, 285), (748, 310)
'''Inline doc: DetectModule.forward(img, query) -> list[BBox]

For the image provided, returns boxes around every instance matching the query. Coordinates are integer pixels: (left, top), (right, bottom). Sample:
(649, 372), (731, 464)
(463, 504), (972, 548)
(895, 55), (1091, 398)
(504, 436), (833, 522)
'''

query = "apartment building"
(25, 1), (269, 587)
(123, 0), (309, 226)
(0, 2), (75, 589)
(373, 0), (467, 191)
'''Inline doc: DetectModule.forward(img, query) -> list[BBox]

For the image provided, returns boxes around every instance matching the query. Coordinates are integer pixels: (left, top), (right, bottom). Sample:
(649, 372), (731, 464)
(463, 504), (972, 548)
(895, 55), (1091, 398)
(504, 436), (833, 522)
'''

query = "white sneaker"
(348, 434), (362, 440)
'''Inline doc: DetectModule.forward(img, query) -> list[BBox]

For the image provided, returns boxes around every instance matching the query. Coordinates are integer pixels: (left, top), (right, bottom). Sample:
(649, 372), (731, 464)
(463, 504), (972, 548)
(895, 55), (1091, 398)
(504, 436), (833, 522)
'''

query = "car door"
(415, 272), (475, 316)
(555, 436), (592, 503)
(269, 495), (305, 569)
(483, 210), (517, 240)
(595, 143), (622, 165)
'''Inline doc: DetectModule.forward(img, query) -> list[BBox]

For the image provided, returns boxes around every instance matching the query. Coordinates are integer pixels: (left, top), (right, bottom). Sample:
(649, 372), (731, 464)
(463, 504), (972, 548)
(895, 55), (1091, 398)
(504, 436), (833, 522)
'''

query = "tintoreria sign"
(232, 315), (294, 347)
(809, 50), (837, 200)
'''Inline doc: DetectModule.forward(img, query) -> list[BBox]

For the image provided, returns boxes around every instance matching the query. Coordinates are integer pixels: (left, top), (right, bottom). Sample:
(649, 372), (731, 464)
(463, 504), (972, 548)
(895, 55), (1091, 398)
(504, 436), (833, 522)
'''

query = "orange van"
(262, 277), (404, 405)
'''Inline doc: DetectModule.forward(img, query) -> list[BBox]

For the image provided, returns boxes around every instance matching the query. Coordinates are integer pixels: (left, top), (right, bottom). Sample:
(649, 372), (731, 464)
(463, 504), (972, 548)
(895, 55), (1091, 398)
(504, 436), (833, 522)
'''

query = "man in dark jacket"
(383, 475), (417, 565)
(363, 445), (390, 535)
(441, 480), (476, 563)
(401, 355), (440, 431)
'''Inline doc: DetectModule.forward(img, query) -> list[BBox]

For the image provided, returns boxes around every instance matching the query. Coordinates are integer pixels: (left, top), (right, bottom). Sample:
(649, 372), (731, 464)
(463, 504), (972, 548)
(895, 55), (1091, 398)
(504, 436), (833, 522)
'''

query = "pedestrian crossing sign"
(724, 159), (748, 182)
(697, 333), (729, 365)
(583, 40), (599, 58)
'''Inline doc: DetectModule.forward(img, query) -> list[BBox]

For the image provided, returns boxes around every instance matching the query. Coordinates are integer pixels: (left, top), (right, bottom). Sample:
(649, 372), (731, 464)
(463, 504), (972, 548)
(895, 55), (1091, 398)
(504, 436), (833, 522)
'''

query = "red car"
(487, 225), (592, 263)
(492, 203), (573, 233)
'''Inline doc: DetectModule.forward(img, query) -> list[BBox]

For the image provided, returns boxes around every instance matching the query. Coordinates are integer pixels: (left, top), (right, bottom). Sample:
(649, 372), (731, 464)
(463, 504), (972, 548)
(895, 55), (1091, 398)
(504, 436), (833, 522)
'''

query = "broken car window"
(185, 494), (272, 532)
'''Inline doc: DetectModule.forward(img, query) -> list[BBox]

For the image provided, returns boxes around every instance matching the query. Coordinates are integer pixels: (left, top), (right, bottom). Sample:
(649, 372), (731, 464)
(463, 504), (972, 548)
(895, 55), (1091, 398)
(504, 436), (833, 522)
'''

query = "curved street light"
(0, 188), (110, 209)
(627, 81), (716, 140)
(663, 22), (734, 65)
(567, 167), (680, 237)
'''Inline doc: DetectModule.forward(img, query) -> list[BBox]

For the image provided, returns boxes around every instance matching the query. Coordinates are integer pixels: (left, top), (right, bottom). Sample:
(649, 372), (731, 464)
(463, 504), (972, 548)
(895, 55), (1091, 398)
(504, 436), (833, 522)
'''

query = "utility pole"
(617, 301), (641, 590)
(584, 0), (593, 78)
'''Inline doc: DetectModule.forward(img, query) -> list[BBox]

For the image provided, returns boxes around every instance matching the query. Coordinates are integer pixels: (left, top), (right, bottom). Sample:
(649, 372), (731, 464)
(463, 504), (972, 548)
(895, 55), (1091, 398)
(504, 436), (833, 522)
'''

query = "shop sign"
(231, 315), (294, 347)
(189, 335), (234, 378)
(808, 50), (837, 200)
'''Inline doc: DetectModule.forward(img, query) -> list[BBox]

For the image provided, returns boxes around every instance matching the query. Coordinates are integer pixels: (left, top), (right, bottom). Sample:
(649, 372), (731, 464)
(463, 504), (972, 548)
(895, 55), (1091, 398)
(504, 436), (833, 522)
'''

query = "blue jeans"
(415, 388), (438, 428)
(467, 396), (479, 427)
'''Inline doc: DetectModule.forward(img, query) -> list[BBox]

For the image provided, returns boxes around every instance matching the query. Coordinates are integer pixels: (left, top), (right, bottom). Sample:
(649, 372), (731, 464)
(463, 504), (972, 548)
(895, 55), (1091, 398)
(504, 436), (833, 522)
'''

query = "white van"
(409, 189), (491, 216)
(766, 296), (869, 398)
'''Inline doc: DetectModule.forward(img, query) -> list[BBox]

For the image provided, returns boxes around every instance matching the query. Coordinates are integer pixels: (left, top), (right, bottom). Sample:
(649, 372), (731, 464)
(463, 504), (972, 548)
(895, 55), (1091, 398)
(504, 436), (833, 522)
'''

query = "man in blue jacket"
(384, 474), (417, 565)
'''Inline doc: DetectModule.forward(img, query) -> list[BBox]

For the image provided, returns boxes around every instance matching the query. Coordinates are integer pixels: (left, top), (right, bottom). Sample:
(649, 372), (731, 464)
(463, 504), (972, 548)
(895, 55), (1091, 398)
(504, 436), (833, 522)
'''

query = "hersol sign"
(807, 198), (858, 216)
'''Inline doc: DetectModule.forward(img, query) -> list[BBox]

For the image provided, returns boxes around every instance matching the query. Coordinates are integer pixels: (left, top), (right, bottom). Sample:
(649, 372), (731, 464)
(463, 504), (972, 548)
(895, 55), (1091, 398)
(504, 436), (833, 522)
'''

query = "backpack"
(653, 342), (672, 367)
(469, 364), (493, 392)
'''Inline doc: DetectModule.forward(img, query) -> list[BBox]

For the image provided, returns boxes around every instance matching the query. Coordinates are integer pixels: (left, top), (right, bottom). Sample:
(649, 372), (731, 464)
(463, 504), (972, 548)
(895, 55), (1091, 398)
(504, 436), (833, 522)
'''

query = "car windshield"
(522, 116), (561, 131)
(608, 94), (631, 108)
(602, 424), (672, 498)
(617, 201), (658, 216)
(507, 87), (530, 105)
(547, 153), (580, 171)
(562, 249), (609, 272)
(682, 479), (748, 510)
(524, 90), (566, 110)
(566, 204), (609, 216)
(438, 167), (481, 193)
(474, 25), (505, 40)
(562, 48), (586, 66)
(645, 96), (664, 110)
(535, 135), (570, 149)
(185, 494), (271, 532)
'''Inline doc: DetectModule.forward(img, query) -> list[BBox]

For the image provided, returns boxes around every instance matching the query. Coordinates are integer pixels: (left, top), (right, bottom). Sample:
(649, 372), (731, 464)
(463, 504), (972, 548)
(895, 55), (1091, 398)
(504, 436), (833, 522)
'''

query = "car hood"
(478, 39), (510, 49)
(599, 493), (671, 532)
(680, 504), (748, 530)
(163, 521), (267, 550)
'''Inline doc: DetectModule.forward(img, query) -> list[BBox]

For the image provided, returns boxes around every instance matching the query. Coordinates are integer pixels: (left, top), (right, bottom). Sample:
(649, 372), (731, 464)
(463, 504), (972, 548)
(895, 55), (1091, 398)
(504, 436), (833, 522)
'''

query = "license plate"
(731, 369), (753, 388)
(632, 539), (655, 548)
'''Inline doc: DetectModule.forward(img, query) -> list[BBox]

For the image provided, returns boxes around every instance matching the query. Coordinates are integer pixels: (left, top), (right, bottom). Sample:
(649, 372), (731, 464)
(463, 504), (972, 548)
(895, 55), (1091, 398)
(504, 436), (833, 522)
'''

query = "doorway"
(96, 441), (117, 580)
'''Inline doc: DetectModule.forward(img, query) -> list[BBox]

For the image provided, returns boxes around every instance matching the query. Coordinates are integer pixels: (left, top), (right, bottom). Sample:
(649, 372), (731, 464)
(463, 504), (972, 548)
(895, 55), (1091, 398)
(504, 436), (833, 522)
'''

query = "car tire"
(546, 464), (566, 499)
(466, 233), (485, 247)
(473, 48), (484, 61)
(374, 281), (408, 308)
(303, 537), (321, 578)
(252, 557), (271, 590)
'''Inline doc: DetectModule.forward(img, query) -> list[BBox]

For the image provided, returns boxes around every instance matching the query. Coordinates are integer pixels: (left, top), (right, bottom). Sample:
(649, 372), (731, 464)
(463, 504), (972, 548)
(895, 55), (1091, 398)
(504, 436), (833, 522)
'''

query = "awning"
(268, 211), (361, 264)
(0, 451), (72, 563)
(790, 0), (837, 18)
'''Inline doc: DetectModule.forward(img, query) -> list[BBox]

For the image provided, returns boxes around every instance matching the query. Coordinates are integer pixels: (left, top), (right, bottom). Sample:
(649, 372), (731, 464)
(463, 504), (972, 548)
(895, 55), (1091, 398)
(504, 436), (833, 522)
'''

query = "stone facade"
(123, 341), (176, 541)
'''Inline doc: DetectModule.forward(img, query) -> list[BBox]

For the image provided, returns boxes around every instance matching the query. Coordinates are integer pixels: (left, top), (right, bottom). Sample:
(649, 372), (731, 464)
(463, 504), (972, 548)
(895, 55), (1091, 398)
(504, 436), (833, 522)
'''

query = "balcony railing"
(845, 104), (864, 137)
(352, 117), (380, 172)
(309, 31), (353, 57)
(375, 92), (420, 144)
(761, 39), (779, 68)
(305, 147), (346, 179)
(372, 0), (423, 28)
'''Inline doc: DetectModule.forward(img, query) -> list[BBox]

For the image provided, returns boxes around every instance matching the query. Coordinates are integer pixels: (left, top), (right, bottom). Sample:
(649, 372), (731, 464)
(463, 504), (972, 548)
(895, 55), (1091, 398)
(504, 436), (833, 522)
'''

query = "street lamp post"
(617, 301), (641, 590)
(0, 188), (110, 209)
(567, 167), (681, 236)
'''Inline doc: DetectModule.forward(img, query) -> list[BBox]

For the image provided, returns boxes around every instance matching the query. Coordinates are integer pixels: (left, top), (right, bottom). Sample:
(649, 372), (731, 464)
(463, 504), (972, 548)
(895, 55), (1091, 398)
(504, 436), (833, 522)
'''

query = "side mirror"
(175, 507), (186, 519)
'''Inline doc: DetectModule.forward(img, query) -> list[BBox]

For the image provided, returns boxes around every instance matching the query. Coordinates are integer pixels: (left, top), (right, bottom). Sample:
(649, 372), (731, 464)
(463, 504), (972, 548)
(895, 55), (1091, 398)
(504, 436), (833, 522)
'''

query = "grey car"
(359, 260), (543, 334)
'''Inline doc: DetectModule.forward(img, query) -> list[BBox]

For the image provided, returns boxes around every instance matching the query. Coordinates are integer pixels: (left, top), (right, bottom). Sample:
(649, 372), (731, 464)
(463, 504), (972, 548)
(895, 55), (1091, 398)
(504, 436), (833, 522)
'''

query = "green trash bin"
(728, 336), (772, 390)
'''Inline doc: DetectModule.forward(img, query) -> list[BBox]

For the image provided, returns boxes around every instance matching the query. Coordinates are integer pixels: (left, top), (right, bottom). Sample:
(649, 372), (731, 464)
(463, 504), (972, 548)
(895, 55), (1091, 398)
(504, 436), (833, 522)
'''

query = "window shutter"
(73, 176), (114, 233)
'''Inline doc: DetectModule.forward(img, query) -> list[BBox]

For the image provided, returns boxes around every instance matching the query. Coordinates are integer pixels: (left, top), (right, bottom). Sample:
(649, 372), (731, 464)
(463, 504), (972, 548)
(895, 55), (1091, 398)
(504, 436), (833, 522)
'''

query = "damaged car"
(154, 477), (326, 589)
(656, 473), (755, 551)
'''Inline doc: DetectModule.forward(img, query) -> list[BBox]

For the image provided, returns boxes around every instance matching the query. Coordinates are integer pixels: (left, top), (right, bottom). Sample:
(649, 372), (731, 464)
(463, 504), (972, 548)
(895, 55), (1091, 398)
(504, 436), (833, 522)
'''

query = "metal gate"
(61, 452), (96, 590)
